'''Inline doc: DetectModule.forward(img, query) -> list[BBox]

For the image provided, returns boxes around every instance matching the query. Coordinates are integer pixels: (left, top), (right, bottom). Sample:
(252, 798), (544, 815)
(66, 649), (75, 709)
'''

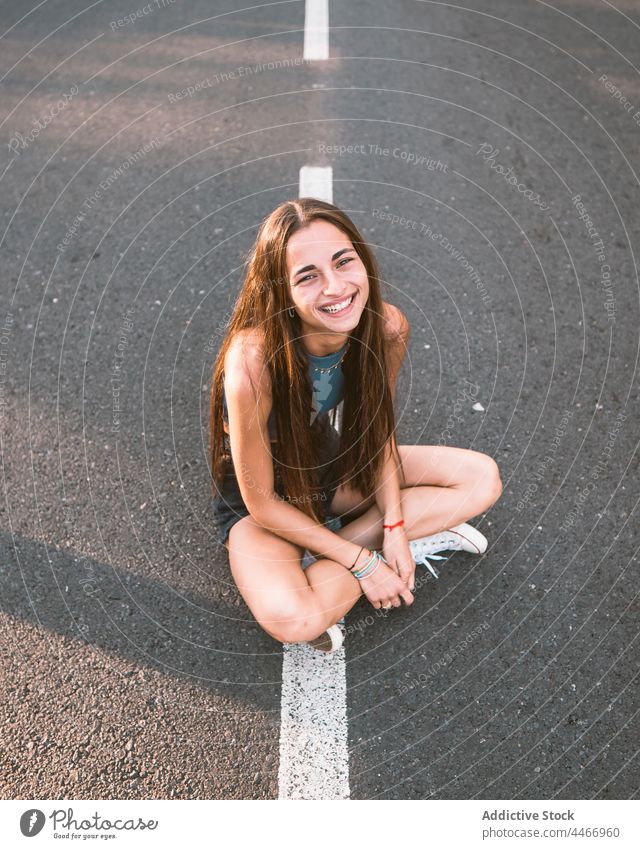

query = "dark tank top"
(222, 339), (348, 439)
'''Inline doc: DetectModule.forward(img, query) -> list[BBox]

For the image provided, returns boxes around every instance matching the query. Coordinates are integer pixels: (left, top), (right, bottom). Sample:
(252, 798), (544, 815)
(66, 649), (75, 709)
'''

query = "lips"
(319, 293), (355, 315)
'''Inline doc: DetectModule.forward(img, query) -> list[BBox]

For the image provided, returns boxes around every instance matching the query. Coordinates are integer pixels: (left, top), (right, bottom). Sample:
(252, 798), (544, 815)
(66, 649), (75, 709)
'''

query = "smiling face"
(286, 219), (369, 355)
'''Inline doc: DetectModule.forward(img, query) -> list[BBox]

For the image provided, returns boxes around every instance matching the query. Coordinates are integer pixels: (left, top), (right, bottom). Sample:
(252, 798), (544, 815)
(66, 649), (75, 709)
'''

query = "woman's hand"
(358, 555), (414, 609)
(382, 527), (416, 592)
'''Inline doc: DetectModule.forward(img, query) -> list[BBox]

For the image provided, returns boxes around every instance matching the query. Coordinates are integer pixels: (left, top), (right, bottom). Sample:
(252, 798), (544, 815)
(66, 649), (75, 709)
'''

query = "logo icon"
(20, 809), (45, 837)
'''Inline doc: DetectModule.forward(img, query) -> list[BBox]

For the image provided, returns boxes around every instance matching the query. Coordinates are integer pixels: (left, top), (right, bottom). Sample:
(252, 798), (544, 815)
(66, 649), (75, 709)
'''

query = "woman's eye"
(296, 258), (352, 283)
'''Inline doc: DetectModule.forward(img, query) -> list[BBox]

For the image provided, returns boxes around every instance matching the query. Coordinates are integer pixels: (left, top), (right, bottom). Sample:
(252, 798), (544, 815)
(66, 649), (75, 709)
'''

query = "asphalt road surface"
(1, 0), (639, 801)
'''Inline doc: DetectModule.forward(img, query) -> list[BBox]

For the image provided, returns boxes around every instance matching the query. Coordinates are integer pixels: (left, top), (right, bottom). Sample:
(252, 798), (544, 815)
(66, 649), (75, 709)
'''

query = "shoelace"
(413, 551), (447, 579)
(410, 533), (460, 579)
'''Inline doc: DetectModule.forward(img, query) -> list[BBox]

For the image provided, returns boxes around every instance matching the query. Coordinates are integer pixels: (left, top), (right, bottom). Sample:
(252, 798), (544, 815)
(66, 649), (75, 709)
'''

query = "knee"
(259, 596), (323, 644)
(478, 454), (503, 506)
(463, 451), (502, 507)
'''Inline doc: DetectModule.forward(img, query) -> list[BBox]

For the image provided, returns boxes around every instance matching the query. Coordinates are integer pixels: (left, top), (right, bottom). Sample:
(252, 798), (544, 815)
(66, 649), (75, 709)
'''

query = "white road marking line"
(279, 643), (350, 799)
(277, 163), (349, 800)
(303, 0), (329, 61)
(299, 165), (333, 203)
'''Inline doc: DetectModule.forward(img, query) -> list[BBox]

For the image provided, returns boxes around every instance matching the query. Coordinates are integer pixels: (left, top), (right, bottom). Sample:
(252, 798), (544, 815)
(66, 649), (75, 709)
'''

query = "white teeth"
(320, 295), (353, 313)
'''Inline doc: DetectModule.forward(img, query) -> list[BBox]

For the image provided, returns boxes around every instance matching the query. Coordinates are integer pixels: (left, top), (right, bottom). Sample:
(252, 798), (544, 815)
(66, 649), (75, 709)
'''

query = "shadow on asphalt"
(0, 532), (285, 708)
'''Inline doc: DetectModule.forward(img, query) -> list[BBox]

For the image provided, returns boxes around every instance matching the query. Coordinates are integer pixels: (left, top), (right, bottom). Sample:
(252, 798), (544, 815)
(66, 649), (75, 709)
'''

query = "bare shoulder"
(223, 327), (271, 398)
(382, 302), (410, 342)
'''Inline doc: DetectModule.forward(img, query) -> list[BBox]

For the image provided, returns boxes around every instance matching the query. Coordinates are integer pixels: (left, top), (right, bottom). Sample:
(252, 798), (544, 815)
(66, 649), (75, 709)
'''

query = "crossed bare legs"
(225, 445), (503, 643)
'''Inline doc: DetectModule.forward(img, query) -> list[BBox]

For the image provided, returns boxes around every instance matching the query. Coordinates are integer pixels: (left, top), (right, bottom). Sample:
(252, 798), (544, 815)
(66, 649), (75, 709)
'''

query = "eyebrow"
(293, 247), (354, 279)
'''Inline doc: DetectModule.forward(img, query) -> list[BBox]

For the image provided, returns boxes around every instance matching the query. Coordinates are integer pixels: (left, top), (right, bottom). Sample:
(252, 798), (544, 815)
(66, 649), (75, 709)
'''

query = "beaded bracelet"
(352, 550), (376, 576)
(357, 554), (382, 580)
(352, 550), (382, 580)
(349, 547), (373, 572)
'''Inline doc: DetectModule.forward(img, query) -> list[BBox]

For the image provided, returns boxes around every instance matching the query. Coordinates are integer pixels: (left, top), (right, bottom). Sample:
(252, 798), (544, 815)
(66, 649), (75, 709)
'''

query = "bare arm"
(373, 304), (417, 592)
(375, 302), (410, 521)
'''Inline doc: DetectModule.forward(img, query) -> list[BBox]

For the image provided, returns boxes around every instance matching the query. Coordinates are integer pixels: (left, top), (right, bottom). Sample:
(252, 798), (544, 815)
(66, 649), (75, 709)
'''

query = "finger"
(400, 567), (416, 592)
(400, 588), (415, 606)
(385, 595), (400, 609)
(385, 559), (400, 577)
(400, 576), (415, 592)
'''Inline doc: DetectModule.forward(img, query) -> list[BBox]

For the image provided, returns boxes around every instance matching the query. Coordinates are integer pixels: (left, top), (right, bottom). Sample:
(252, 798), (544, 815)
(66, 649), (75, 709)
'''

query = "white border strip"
(303, 0), (329, 61)
(278, 164), (349, 800)
(299, 165), (333, 203)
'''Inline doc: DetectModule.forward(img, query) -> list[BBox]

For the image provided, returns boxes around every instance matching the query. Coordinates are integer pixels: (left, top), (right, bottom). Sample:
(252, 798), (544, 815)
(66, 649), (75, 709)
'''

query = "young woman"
(210, 199), (502, 652)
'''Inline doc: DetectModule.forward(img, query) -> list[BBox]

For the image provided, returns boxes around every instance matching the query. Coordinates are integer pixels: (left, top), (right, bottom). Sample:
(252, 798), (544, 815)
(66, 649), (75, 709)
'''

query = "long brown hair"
(209, 198), (403, 522)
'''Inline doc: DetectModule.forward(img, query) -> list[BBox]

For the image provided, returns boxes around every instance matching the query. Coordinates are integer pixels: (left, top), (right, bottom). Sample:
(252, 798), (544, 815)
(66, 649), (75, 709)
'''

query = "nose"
(321, 268), (347, 298)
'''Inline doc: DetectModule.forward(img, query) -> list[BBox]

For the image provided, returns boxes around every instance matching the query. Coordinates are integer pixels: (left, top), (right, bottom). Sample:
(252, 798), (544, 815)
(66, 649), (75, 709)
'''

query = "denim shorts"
(212, 414), (344, 546)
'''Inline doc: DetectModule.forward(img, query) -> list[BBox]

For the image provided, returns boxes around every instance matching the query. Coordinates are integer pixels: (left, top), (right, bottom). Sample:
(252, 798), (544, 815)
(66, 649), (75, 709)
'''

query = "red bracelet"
(383, 519), (405, 531)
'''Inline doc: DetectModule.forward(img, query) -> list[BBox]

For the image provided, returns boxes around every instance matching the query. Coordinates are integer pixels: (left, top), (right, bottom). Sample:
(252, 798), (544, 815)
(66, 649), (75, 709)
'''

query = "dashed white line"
(279, 643), (350, 799)
(299, 165), (333, 203)
(304, 0), (329, 61)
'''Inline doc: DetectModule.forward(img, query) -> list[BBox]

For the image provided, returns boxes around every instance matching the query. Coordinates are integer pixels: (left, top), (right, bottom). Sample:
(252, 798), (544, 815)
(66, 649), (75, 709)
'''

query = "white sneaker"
(409, 522), (488, 579)
(306, 623), (345, 653)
